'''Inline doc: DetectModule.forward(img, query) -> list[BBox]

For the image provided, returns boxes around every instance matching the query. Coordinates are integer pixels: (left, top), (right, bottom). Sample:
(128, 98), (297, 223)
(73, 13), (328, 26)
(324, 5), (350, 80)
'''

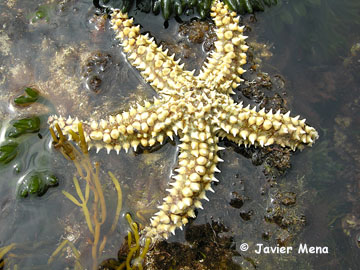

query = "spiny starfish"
(48, 0), (318, 241)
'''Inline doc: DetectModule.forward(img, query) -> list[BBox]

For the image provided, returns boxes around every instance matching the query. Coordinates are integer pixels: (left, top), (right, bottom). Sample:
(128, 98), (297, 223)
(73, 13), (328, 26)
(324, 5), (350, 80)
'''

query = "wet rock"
(263, 146), (292, 178)
(237, 72), (287, 113)
(341, 214), (360, 241)
(159, 40), (195, 60)
(117, 238), (130, 262)
(5, 17), (28, 41)
(148, 221), (240, 270)
(265, 200), (306, 230)
(159, 19), (216, 71)
(240, 210), (254, 221)
(97, 258), (120, 270)
(280, 192), (297, 206)
(230, 144), (291, 182)
(343, 42), (360, 71)
(240, 82), (265, 103)
(229, 191), (245, 209)
(261, 93), (286, 113)
(178, 20), (216, 52)
(262, 231), (270, 241)
(82, 51), (112, 93)
(238, 71), (272, 103)
(276, 230), (292, 246)
(250, 148), (267, 166)
(86, 75), (102, 92)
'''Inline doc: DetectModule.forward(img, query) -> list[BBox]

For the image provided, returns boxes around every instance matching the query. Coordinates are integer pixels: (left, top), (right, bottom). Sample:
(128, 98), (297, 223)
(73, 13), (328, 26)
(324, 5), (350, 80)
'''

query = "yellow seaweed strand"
(48, 239), (69, 264)
(117, 261), (126, 270)
(127, 231), (132, 250)
(73, 176), (85, 203)
(54, 123), (66, 143)
(73, 148), (87, 178)
(132, 223), (140, 252)
(0, 243), (16, 260)
(50, 126), (76, 160)
(68, 129), (80, 142)
(125, 214), (136, 237)
(52, 122), (128, 270)
(94, 162), (107, 224)
(82, 202), (95, 235)
(127, 243), (140, 269)
(85, 178), (90, 203)
(108, 171), (123, 234)
(71, 176), (93, 234)
(98, 235), (107, 255)
(135, 209), (156, 224)
(78, 123), (88, 154)
(140, 238), (151, 260)
(115, 214), (152, 270)
(133, 238), (151, 270)
(62, 191), (82, 207)
(126, 247), (135, 270)
(67, 241), (81, 260)
(49, 127), (59, 143)
(92, 222), (101, 270)
(74, 261), (83, 270)
(90, 163), (104, 270)
(62, 187), (94, 234)
(124, 214), (142, 269)
(48, 239), (83, 268)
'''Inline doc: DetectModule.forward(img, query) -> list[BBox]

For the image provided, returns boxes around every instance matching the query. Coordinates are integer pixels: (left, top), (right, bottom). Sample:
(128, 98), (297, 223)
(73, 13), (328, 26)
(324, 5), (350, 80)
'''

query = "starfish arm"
(48, 97), (183, 153)
(143, 124), (222, 240)
(213, 102), (319, 150)
(196, 0), (248, 94)
(110, 10), (196, 96)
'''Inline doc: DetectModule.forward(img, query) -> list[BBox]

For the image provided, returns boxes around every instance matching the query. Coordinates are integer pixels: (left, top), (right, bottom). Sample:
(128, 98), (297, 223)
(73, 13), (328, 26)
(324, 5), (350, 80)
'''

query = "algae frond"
(116, 214), (151, 270)
(49, 122), (123, 270)
(49, 123), (151, 270)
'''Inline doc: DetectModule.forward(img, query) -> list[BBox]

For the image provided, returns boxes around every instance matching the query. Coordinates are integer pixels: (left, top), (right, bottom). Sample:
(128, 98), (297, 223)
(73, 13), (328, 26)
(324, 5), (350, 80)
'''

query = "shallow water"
(0, 0), (359, 269)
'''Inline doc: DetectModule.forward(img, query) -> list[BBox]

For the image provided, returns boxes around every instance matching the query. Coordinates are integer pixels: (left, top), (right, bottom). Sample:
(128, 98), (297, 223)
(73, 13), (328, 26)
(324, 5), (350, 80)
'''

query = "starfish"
(48, 0), (318, 241)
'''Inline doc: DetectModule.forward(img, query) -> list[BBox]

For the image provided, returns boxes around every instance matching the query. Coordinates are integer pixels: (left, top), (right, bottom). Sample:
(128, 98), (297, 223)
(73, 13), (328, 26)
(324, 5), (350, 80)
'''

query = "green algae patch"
(17, 171), (59, 198)
(0, 88), (60, 198)
(98, 0), (277, 21)
(14, 87), (39, 106)
(6, 117), (41, 138)
(29, 4), (54, 23)
(0, 142), (19, 165)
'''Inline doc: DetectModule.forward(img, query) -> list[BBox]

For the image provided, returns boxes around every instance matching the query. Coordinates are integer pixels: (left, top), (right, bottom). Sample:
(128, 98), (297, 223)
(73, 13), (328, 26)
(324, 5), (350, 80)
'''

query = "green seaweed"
(0, 90), (42, 165)
(97, 0), (277, 20)
(6, 117), (41, 138)
(14, 87), (39, 106)
(0, 116), (41, 167)
(224, 0), (266, 14)
(0, 88), (60, 198)
(29, 4), (53, 23)
(0, 142), (19, 165)
(17, 171), (59, 198)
